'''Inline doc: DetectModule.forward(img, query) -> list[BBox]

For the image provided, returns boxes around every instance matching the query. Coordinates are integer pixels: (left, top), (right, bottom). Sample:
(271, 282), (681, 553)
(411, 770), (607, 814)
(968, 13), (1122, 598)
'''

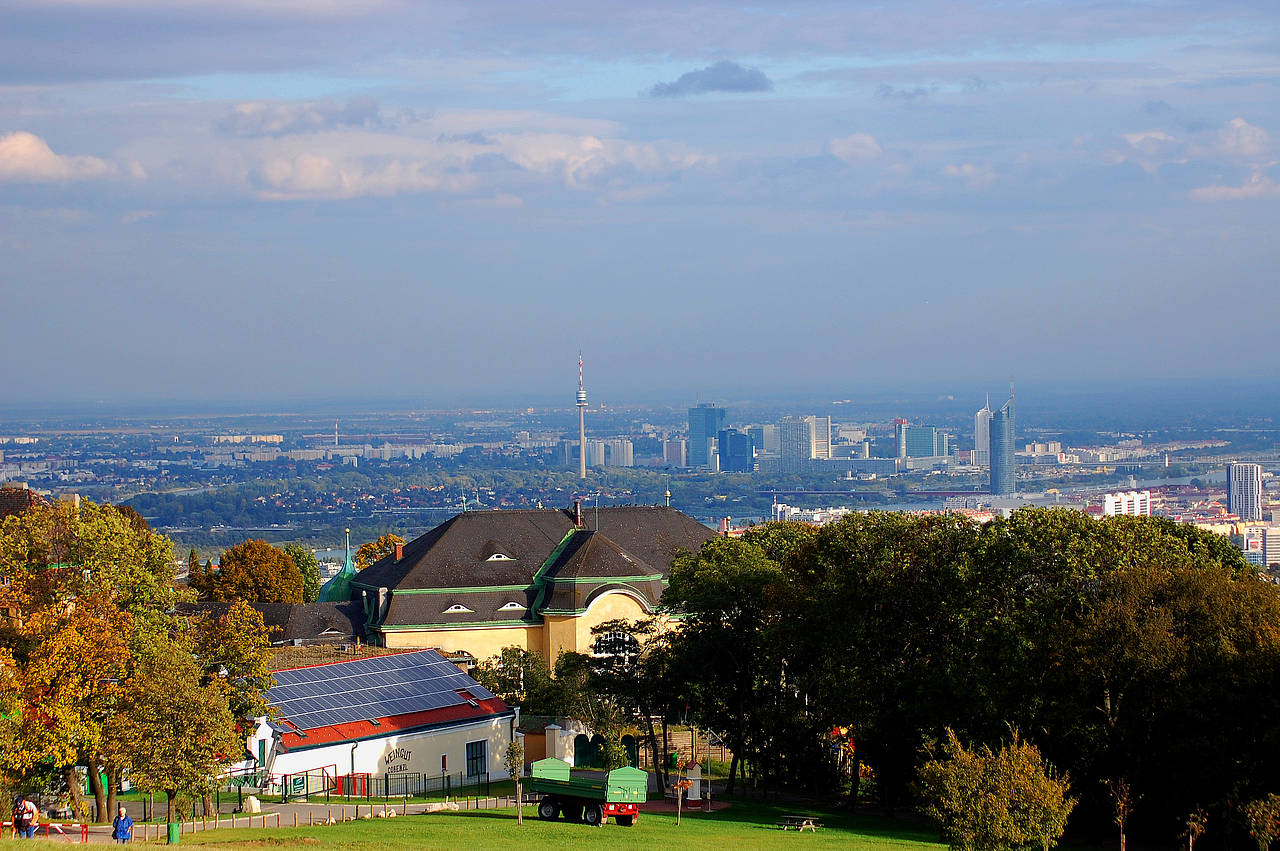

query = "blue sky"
(1, 1), (1277, 405)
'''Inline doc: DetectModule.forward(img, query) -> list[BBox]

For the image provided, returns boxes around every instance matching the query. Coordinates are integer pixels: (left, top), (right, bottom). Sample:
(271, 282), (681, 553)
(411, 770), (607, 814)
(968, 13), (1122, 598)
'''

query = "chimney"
(573, 500), (583, 528)
(719, 517), (731, 535)
(394, 542), (404, 561)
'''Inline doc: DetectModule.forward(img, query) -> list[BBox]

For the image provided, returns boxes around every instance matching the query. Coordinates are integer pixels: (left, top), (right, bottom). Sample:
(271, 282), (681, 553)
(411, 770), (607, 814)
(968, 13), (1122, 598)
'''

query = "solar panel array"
(269, 650), (497, 732)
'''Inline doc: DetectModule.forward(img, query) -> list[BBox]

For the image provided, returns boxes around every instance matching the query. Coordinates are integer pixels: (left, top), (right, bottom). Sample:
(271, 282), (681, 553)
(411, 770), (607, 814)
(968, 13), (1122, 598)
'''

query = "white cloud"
(1217, 117), (1270, 160)
(828, 133), (883, 163)
(942, 162), (995, 188)
(0, 131), (116, 183)
(1190, 170), (1280, 201)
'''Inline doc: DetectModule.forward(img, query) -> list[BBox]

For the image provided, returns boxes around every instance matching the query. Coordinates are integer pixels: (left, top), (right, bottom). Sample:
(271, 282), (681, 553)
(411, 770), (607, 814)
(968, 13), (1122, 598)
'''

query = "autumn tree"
(192, 539), (303, 604)
(112, 637), (242, 824)
(283, 544), (322, 603)
(193, 601), (275, 726)
(0, 593), (132, 819)
(916, 728), (1076, 851)
(356, 533), (405, 570)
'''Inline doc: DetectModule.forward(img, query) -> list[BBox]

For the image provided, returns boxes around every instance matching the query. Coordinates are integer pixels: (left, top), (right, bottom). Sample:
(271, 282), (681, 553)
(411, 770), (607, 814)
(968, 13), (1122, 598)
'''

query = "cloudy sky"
(2, 1), (1277, 406)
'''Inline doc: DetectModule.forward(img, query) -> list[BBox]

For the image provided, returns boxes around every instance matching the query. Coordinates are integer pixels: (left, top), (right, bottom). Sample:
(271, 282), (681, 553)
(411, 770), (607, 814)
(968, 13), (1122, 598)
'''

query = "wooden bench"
(777, 813), (823, 831)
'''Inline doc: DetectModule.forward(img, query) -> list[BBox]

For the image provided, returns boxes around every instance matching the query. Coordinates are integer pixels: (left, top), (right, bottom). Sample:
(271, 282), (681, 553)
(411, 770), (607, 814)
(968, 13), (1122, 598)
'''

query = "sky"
(2, 1), (1278, 406)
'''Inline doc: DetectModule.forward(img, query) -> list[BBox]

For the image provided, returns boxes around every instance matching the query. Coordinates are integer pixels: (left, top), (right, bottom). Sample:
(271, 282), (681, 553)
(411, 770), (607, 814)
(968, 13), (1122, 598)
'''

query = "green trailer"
(527, 757), (647, 827)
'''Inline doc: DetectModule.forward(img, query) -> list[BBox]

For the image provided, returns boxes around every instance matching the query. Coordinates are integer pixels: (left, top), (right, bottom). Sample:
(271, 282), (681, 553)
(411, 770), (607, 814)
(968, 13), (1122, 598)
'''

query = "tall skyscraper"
(1228, 462), (1264, 521)
(989, 395), (1016, 495)
(688, 404), (726, 469)
(974, 396), (992, 466)
(811, 416), (832, 459)
(718, 428), (754, 472)
(895, 422), (949, 458)
(576, 354), (588, 479)
(780, 416), (816, 472)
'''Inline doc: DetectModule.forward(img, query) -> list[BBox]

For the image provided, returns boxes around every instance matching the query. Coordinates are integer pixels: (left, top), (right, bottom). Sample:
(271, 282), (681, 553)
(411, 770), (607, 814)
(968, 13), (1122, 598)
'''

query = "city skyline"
(2, 2), (1278, 403)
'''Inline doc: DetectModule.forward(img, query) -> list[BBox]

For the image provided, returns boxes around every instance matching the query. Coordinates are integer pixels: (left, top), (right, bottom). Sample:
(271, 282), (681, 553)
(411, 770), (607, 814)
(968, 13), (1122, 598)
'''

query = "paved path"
(74, 796), (532, 843)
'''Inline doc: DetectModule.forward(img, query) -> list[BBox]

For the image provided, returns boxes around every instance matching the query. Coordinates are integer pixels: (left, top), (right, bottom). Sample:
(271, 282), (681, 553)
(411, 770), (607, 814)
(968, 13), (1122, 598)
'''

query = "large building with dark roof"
(351, 504), (716, 660)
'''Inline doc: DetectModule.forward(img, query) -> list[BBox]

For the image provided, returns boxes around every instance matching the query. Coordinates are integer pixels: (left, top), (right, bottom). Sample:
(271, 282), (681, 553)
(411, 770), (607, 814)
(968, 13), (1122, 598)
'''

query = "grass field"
(8, 801), (945, 849)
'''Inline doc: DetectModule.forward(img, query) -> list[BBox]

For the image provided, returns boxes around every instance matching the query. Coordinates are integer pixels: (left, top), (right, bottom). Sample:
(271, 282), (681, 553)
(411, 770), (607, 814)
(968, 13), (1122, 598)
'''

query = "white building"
(974, 399), (992, 467)
(1228, 463), (1264, 522)
(1103, 490), (1152, 516)
(241, 650), (516, 796)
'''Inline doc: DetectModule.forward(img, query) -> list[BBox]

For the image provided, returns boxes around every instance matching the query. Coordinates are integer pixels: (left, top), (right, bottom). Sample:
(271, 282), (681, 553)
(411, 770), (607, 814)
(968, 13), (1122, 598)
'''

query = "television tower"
(577, 353), (588, 480)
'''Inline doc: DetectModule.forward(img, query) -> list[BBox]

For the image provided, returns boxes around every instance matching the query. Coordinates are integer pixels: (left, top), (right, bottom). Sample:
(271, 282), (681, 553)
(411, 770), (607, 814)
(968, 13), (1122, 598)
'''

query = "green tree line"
(650, 509), (1276, 847)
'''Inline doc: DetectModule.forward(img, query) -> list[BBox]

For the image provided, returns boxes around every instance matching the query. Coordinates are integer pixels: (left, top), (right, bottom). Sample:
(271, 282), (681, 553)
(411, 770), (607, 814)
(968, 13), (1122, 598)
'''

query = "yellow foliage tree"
(356, 533), (405, 570)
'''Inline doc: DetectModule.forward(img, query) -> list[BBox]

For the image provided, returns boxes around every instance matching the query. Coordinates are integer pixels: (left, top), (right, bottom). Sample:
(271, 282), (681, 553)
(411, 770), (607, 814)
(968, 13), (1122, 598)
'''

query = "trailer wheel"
(583, 804), (604, 827)
(616, 814), (634, 827)
(537, 799), (558, 821)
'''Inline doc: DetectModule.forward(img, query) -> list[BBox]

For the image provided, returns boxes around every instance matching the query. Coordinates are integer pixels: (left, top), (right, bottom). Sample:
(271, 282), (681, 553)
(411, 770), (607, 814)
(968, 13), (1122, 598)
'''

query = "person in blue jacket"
(111, 806), (133, 844)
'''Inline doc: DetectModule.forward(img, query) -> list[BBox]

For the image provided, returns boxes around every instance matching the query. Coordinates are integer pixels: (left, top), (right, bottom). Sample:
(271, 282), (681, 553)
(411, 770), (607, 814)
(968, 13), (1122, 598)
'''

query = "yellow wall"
(544, 591), (651, 660)
(381, 624), (542, 659)
(379, 591), (663, 664)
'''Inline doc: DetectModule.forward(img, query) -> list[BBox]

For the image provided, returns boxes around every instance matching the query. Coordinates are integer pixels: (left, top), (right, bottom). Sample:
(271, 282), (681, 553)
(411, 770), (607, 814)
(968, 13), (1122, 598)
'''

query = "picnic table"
(777, 813), (823, 831)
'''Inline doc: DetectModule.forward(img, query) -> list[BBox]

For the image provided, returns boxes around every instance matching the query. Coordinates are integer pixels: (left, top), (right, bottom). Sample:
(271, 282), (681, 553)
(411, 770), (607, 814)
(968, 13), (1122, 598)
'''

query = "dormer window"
(486, 553), (514, 562)
(443, 604), (474, 614)
(498, 601), (526, 612)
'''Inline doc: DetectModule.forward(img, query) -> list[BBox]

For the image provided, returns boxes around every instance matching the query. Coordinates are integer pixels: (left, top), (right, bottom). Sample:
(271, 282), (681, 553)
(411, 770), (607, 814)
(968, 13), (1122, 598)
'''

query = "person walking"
(112, 805), (133, 844)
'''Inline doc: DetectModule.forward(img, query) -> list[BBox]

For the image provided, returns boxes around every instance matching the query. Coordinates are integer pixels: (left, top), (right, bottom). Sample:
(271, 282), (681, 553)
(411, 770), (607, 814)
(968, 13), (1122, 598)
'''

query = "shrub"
(916, 728), (1076, 851)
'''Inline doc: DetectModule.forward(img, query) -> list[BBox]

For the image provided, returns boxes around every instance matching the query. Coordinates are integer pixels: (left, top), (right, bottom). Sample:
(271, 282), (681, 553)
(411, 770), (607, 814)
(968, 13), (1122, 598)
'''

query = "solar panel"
(268, 649), (496, 731)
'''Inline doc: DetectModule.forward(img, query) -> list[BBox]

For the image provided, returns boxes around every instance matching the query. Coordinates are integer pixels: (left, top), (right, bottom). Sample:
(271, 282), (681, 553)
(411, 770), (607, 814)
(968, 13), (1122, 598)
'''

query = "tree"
(112, 638), (242, 824)
(916, 728), (1076, 851)
(283, 544), (322, 603)
(1243, 795), (1280, 851)
(193, 601), (275, 728)
(662, 537), (785, 793)
(193, 539), (303, 604)
(356, 533), (405, 570)
(503, 740), (524, 825)
(0, 593), (132, 820)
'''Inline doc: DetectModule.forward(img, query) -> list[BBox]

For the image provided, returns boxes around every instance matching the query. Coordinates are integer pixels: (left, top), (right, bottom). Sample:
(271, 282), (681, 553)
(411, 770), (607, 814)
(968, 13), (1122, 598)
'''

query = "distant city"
(2, 374), (1279, 577)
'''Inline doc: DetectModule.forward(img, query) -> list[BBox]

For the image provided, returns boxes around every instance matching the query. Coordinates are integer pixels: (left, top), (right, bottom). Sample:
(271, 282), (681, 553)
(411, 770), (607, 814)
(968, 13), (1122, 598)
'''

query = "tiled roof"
(0, 486), (50, 520)
(354, 506), (716, 628)
(176, 601), (363, 644)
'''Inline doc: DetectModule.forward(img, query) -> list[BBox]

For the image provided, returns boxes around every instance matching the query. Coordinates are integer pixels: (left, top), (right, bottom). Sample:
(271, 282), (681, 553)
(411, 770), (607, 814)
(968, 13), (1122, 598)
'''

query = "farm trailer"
(527, 758), (647, 826)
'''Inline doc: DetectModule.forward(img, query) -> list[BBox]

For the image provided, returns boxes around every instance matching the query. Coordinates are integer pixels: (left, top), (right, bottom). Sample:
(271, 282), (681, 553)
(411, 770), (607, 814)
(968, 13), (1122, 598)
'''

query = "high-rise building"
(1228, 462), (1264, 521)
(718, 428), (754, 472)
(604, 439), (634, 468)
(583, 439), (605, 468)
(896, 423), (948, 458)
(1103, 490), (1152, 516)
(811, 416), (832, 460)
(688, 404), (726, 469)
(663, 439), (687, 467)
(780, 417), (816, 472)
(989, 395), (1016, 495)
(748, 425), (780, 456)
(974, 397), (992, 466)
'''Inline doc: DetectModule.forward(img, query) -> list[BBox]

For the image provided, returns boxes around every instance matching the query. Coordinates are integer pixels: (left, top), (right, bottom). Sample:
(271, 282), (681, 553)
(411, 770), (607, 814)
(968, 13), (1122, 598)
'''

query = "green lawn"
(40, 801), (947, 850)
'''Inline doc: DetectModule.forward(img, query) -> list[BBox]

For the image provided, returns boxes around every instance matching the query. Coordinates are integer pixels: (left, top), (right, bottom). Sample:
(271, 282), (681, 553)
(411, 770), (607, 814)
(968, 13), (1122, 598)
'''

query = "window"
(442, 604), (473, 614)
(465, 740), (487, 777)
(498, 601), (525, 611)
(486, 553), (514, 561)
